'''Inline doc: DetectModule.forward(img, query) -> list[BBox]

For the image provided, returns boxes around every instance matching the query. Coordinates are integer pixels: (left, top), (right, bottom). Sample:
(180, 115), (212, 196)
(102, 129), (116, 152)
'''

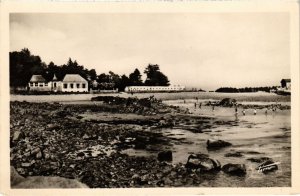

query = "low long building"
(28, 74), (88, 93)
(124, 85), (185, 93)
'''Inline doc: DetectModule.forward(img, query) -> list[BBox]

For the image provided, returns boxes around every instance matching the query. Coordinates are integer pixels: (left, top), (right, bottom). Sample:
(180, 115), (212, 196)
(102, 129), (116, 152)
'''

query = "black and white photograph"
(0, 1), (299, 195)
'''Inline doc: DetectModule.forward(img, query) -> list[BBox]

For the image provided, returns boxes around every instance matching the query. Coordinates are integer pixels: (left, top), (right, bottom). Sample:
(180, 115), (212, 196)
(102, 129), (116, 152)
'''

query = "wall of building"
(125, 85), (185, 92)
(286, 82), (291, 90)
(28, 82), (52, 91)
(50, 81), (63, 92)
(61, 82), (88, 92)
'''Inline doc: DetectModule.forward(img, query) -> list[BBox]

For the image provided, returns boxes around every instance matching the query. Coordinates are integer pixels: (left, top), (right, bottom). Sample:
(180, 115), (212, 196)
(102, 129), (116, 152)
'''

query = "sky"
(10, 13), (290, 90)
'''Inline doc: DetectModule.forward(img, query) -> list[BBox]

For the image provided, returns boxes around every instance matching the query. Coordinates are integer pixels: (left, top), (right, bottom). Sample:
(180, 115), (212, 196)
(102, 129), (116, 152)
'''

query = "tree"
(118, 74), (130, 91)
(129, 68), (143, 86)
(89, 69), (97, 81)
(144, 64), (170, 86)
(9, 48), (45, 87)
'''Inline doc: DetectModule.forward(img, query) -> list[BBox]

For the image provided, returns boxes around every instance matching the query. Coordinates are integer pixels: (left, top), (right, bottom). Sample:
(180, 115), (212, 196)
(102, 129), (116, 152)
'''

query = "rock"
(82, 134), (90, 140)
(207, 139), (232, 150)
(218, 98), (237, 107)
(157, 151), (172, 162)
(44, 153), (51, 160)
(247, 157), (272, 163)
(36, 151), (43, 159)
(31, 147), (41, 156)
(12, 130), (24, 141)
(77, 152), (85, 157)
(224, 152), (243, 157)
(11, 166), (88, 188)
(256, 160), (278, 173)
(185, 154), (221, 172)
(21, 163), (31, 167)
(134, 141), (146, 149)
(131, 174), (140, 180)
(164, 177), (173, 186)
(222, 163), (246, 176)
(46, 124), (59, 131)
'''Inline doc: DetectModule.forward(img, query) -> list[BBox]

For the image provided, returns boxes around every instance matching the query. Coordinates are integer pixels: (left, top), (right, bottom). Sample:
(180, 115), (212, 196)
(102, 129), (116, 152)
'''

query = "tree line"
(10, 48), (170, 91)
(215, 86), (278, 93)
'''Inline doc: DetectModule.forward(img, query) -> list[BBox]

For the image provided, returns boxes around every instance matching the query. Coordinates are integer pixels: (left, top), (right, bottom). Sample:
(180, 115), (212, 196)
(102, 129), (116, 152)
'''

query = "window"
(45, 83), (48, 86)
(35, 83), (38, 87)
(70, 84), (74, 88)
(82, 83), (86, 88)
(39, 83), (44, 87)
(54, 83), (57, 88)
(30, 83), (33, 87)
(64, 84), (68, 88)
(77, 83), (80, 88)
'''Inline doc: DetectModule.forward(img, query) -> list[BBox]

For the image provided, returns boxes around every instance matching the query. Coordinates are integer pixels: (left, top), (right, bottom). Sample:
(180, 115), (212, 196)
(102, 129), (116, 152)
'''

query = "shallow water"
(124, 100), (291, 187)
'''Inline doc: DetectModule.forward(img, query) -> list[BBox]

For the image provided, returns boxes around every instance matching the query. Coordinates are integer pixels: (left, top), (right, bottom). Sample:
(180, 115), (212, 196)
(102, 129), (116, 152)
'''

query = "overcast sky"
(10, 13), (290, 90)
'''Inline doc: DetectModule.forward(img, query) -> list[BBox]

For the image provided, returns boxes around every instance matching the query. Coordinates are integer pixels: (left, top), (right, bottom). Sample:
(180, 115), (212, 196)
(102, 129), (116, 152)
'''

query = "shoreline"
(10, 91), (291, 103)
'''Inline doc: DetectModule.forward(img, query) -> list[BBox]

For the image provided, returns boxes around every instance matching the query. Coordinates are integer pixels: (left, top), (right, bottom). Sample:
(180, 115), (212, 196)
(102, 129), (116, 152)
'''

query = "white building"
(61, 74), (88, 93)
(28, 75), (51, 91)
(28, 74), (88, 93)
(51, 74), (62, 92)
(124, 85), (185, 93)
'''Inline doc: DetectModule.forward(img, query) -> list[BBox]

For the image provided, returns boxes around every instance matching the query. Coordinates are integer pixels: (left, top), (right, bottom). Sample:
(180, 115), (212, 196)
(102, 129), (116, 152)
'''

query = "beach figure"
(194, 103), (197, 109)
(199, 103), (202, 109)
(254, 109), (257, 115)
(212, 105), (215, 111)
(196, 97), (198, 102)
(265, 109), (268, 115)
(185, 108), (189, 114)
(183, 99), (186, 104)
(242, 110), (246, 115)
(235, 106), (238, 114)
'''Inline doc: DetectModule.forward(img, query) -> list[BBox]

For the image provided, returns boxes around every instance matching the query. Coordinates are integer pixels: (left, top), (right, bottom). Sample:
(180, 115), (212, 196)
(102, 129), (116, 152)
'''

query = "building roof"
(62, 74), (87, 83)
(29, 75), (46, 82)
(281, 79), (291, 83)
(52, 74), (59, 81)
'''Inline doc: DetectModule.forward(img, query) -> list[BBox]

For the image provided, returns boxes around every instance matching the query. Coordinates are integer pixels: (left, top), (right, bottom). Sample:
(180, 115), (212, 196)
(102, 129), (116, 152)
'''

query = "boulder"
(185, 153), (221, 172)
(218, 98), (237, 107)
(207, 139), (232, 150)
(222, 163), (246, 176)
(256, 160), (278, 174)
(11, 167), (88, 188)
(157, 151), (172, 162)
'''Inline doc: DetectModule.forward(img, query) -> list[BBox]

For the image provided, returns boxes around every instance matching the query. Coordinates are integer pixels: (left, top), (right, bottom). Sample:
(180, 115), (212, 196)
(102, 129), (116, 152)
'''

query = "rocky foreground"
(10, 97), (282, 188)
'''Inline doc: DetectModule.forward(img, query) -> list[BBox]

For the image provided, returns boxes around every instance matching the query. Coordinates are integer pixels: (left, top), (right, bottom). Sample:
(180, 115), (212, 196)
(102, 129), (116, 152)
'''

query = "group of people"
(183, 97), (279, 116)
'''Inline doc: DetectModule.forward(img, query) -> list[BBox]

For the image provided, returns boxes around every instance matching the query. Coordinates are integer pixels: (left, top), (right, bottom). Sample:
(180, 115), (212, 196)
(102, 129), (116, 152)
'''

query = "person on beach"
(212, 105), (215, 111)
(194, 103), (197, 109)
(185, 108), (189, 114)
(199, 103), (202, 109)
(183, 99), (186, 104)
(265, 109), (268, 115)
(196, 97), (198, 102)
(235, 106), (238, 114)
(254, 109), (257, 115)
(242, 109), (246, 115)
